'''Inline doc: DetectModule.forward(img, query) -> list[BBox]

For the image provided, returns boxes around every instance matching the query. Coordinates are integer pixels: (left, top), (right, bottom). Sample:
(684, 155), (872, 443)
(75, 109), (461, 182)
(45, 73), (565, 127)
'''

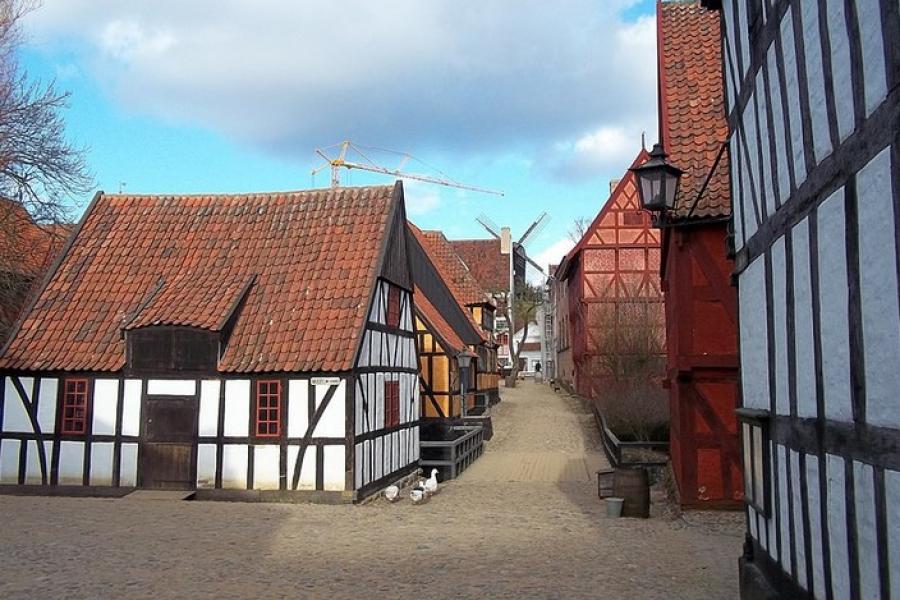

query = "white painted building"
(513, 310), (544, 374)
(703, 0), (900, 597)
(0, 184), (420, 501)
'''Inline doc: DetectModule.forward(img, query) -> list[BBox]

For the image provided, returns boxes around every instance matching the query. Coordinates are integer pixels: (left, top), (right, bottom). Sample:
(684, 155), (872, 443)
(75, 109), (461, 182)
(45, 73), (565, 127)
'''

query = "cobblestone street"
(0, 382), (742, 599)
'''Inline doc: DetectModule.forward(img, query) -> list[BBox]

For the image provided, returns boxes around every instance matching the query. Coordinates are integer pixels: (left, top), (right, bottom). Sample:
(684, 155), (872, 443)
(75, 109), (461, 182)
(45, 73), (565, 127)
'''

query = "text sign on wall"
(311, 377), (340, 386)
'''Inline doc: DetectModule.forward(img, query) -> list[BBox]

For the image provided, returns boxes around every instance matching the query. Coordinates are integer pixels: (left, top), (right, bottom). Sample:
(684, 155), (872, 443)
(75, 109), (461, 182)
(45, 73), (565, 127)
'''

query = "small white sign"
(311, 377), (340, 386)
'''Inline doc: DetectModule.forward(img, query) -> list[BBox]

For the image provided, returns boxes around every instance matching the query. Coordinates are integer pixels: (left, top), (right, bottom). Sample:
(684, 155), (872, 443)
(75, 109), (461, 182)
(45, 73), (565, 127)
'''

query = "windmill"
(475, 212), (550, 368)
(311, 140), (504, 196)
(475, 211), (550, 283)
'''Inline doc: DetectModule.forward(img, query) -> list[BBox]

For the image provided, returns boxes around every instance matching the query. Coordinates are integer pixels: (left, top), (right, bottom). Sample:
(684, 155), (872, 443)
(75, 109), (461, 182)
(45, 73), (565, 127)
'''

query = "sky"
(18, 1), (659, 281)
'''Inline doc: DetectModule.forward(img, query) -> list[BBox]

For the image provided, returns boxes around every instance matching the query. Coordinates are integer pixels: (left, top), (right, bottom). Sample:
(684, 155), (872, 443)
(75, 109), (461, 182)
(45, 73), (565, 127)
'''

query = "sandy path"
(0, 381), (743, 599)
(461, 379), (609, 482)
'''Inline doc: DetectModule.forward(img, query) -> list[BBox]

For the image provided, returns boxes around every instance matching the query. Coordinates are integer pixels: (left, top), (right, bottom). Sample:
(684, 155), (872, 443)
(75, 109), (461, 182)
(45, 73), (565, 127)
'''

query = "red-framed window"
(255, 380), (282, 437)
(61, 378), (89, 435)
(387, 285), (401, 328)
(385, 380), (400, 428)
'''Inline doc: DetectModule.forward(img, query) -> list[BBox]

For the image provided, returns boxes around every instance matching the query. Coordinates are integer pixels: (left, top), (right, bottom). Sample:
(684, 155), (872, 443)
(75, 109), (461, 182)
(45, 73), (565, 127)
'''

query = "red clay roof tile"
(659, 0), (731, 220)
(448, 238), (508, 295)
(408, 223), (489, 343)
(417, 228), (490, 307)
(1, 185), (399, 373)
(0, 199), (66, 279)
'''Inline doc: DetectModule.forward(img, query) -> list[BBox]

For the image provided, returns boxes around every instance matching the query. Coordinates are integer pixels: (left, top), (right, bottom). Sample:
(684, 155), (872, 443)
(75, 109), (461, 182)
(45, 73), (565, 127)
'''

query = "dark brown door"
(140, 396), (198, 490)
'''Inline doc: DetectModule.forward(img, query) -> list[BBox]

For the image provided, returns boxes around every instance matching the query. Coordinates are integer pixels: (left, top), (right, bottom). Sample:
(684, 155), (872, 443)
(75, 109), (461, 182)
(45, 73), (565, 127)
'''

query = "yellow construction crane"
(311, 140), (504, 196)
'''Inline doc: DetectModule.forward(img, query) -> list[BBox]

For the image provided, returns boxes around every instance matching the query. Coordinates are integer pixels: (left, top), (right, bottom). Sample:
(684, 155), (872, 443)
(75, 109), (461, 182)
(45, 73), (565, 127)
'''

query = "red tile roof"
(0, 199), (65, 278)
(414, 285), (464, 354)
(659, 0), (731, 220)
(124, 272), (256, 331)
(419, 229), (490, 307)
(449, 238), (508, 294)
(1, 185), (401, 373)
(408, 223), (488, 343)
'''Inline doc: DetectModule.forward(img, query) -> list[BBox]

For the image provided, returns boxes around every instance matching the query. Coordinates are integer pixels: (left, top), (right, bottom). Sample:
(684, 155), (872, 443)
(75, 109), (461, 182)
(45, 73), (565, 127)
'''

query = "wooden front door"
(140, 396), (198, 489)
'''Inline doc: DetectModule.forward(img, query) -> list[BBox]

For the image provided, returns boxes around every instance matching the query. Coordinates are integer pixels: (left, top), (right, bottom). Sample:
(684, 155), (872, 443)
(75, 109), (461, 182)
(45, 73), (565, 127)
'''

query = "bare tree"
(1, 1), (92, 221)
(587, 298), (668, 441)
(0, 0), (93, 340)
(568, 216), (591, 243)
(502, 281), (543, 388)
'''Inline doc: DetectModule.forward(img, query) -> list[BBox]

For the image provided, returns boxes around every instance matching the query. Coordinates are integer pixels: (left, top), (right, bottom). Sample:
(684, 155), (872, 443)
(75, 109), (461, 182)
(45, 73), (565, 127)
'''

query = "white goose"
(410, 485), (429, 504)
(384, 485), (401, 502)
(424, 468), (440, 495)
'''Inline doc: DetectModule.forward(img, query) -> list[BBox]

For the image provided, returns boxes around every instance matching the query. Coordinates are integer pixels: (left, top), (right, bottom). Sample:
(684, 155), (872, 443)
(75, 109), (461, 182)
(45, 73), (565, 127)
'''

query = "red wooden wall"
(567, 161), (664, 400)
(662, 224), (742, 509)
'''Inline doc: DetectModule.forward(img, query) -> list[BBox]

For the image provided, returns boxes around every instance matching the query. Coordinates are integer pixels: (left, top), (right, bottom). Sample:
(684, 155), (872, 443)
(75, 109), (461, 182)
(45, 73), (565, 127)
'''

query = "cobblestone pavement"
(0, 381), (743, 599)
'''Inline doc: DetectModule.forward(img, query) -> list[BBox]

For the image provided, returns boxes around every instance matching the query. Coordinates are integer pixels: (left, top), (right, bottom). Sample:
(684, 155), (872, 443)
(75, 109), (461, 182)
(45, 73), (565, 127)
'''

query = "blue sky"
(19, 1), (657, 278)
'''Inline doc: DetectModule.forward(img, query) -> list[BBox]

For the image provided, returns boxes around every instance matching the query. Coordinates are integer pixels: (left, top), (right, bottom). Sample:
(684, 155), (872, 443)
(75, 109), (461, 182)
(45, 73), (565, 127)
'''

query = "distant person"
(535, 361), (542, 373)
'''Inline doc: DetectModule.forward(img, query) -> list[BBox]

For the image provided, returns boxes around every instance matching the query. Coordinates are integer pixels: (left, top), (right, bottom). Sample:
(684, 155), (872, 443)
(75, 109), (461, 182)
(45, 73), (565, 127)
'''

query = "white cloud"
(100, 20), (175, 61)
(527, 237), (576, 283)
(24, 1), (658, 167)
(574, 126), (633, 167)
(402, 180), (441, 216)
(543, 15), (658, 181)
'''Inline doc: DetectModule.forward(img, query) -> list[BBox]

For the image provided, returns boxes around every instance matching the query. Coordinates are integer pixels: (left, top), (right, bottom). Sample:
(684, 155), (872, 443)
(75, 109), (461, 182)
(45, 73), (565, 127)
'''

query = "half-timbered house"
(702, 0), (900, 597)
(554, 151), (665, 400)
(0, 183), (420, 501)
(407, 224), (487, 422)
(450, 233), (519, 371)
(415, 229), (499, 405)
(656, 0), (742, 510)
(551, 266), (574, 387)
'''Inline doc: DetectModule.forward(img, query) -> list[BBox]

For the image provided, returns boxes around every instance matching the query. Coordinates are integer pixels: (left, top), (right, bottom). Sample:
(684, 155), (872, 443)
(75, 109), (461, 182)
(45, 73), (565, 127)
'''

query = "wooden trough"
(593, 406), (668, 469)
(420, 424), (484, 481)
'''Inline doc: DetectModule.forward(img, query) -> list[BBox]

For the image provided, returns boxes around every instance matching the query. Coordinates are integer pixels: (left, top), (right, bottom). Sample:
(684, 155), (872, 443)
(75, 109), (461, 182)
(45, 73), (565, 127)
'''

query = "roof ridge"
(0, 184), (400, 373)
(103, 184), (396, 200)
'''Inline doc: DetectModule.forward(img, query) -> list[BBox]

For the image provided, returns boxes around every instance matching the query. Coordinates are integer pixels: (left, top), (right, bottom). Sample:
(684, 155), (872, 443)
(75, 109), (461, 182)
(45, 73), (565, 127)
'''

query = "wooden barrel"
(612, 468), (650, 518)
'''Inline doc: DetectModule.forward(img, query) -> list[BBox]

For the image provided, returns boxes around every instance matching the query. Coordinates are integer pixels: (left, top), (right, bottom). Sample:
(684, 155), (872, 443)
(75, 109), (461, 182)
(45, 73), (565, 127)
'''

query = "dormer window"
(126, 327), (219, 373)
(123, 273), (256, 374)
(481, 307), (495, 331)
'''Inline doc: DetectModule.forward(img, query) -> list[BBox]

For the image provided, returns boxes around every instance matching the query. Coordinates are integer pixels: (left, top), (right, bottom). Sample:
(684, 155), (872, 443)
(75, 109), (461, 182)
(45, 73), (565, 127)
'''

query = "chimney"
(609, 179), (621, 195)
(500, 227), (512, 255)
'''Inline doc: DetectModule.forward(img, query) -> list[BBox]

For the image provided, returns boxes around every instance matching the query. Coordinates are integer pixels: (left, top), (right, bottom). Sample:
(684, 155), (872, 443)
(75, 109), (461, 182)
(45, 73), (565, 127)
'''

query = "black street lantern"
(630, 143), (684, 213)
(456, 351), (476, 418)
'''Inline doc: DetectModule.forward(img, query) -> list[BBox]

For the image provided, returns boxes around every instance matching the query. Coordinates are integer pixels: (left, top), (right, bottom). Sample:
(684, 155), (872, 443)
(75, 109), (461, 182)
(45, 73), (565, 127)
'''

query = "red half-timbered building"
(554, 150), (664, 400)
(657, 0), (741, 509)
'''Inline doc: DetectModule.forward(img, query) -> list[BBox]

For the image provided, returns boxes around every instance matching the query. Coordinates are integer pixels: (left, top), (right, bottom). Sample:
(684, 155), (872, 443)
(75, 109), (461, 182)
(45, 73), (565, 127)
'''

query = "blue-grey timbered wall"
(353, 279), (420, 493)
(717, 0), (900, 597)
